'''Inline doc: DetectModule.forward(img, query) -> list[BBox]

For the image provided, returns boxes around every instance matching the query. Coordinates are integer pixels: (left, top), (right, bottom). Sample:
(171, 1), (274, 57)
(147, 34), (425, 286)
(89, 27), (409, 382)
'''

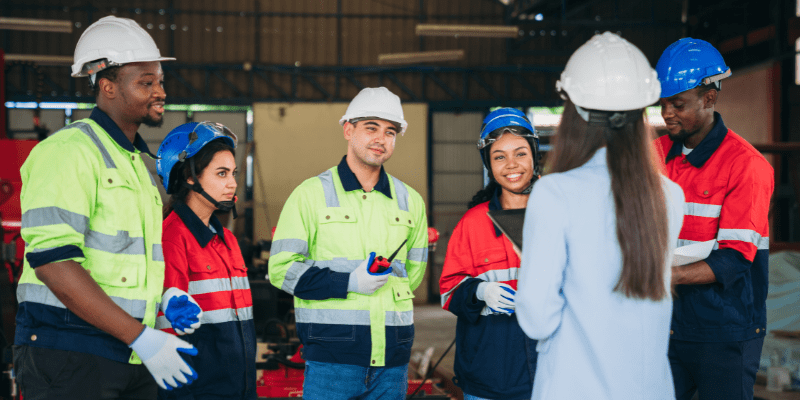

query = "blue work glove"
(476, 282), (516, 315)
(161, 287), (203, 335)
(348, 252), (391, 295)
(130, 326), (199, 390)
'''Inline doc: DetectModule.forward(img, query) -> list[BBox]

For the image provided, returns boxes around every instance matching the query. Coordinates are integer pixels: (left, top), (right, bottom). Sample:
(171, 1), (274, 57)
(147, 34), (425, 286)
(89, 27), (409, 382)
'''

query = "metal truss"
(4, 63), (566, 110)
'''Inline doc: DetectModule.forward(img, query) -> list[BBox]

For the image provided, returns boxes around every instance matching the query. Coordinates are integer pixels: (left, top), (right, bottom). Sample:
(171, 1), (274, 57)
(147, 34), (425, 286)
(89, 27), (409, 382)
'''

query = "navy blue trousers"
(668, 337), (764, 400)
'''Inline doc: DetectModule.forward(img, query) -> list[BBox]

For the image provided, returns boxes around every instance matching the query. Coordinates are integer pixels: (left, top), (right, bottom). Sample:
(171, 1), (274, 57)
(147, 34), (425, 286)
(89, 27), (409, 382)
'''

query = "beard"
(138, 113), (164, 128)
(667, 128), (694, 143)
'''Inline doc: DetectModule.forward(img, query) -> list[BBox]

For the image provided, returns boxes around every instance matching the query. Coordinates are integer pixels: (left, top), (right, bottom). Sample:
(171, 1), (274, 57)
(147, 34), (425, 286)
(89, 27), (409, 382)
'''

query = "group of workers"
(8, 13), (772, 400)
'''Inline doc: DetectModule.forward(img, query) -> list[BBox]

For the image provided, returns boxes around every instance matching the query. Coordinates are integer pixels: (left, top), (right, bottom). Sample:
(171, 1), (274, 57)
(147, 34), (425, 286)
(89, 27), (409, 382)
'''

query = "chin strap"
(183, 158), (238, 219)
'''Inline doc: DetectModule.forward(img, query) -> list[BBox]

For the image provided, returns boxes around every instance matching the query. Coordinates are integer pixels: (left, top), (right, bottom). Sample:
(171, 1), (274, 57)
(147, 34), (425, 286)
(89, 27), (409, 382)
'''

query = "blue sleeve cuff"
(705, 248), (751, 290)
(25, 245), (84, 268)
(447, 278), (486, 324)
(293, 266), (349, 300)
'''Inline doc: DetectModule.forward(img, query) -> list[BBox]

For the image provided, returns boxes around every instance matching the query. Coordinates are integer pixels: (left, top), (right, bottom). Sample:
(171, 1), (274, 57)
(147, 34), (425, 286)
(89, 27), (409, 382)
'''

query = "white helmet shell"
(339, 87), (408, 135)
(556, 32), (660, 111)
(71, 16), (175, 77)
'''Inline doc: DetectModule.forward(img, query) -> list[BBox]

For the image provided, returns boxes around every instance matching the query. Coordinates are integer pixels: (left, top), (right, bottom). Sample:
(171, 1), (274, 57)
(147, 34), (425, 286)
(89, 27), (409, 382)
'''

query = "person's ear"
(703, 89), (718, 109)
(97, 77), (117, 100)
(343, 121), (354, 141)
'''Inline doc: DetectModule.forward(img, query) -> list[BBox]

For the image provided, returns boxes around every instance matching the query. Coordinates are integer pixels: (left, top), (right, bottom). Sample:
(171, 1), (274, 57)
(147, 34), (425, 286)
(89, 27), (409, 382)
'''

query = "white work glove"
(476, 282), (516, 315)
(130, 326), (199, 390)
(348, 253), (391, 295)
(161, 287), (203, 335)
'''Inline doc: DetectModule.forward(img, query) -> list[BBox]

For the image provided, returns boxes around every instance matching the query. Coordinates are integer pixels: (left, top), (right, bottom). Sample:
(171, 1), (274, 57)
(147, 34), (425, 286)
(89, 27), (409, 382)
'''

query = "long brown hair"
(548, 99), (669, 300)
(163, 139), (235, 218)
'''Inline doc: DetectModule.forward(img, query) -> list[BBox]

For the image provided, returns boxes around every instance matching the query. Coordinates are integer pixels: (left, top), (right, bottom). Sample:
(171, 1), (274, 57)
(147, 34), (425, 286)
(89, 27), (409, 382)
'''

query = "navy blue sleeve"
(705, 248), (751, 290)
(292, 267), (350, 300)
(447, 277), (486, 324)
(25, 245), (84, 268)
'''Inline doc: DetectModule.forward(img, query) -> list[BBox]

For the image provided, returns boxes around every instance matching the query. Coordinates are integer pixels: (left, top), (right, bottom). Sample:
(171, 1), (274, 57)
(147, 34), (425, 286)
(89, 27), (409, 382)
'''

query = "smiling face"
(188, 149), (238, 211)
(488, 133), (535, 195)
(344, 118), (398, 168)
(659, 86), (716, 145)
(115, 61), (166, 127)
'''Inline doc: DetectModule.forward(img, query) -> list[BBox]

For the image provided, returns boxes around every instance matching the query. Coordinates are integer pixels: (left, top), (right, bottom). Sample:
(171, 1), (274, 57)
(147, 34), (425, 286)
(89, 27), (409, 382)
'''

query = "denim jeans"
(302, 360), (408, 400)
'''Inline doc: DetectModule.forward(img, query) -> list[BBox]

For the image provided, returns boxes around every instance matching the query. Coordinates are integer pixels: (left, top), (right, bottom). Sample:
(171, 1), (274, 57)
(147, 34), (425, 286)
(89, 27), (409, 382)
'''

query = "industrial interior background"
(1, 0), (800, 398)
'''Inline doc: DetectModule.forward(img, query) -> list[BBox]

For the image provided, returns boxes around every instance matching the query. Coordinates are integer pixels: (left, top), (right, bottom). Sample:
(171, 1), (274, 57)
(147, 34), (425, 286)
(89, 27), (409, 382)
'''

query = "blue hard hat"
(156, 121), (237, 194)
(478, 108), (539, 172)
(656, 37), (731, 98)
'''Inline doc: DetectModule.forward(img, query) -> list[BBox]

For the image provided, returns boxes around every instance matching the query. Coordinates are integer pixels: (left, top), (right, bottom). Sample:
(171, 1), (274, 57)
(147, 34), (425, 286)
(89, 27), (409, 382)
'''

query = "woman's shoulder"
(462, 201), (491, 220)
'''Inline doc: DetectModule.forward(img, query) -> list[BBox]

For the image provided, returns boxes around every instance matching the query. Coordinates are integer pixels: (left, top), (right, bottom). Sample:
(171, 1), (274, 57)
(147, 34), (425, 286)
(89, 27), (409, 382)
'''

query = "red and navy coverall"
(656, 112), (774, 399)
(439, 191), (536, 400)
(157, 203), (257, 400)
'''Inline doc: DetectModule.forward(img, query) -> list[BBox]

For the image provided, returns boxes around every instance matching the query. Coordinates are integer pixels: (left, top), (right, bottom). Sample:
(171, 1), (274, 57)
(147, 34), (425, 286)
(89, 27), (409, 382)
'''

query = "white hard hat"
(556, 32), (660, 111)
(339, 87), (408, 135)
(71, 16), (175, 77)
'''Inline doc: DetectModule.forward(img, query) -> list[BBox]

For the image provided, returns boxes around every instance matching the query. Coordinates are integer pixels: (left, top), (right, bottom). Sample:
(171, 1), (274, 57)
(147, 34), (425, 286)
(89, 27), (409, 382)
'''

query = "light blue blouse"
(516, 147), (685, 400)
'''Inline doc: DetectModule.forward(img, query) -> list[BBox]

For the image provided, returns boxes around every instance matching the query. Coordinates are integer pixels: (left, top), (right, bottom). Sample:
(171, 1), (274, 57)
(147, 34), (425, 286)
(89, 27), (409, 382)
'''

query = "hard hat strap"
(575, 105), (641, 130)
(701, 69), (731, 86)
(183, 158), (238, 219)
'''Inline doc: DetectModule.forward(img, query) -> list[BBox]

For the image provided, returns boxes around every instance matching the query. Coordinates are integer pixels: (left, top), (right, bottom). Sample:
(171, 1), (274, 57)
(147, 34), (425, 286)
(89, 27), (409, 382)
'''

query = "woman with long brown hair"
(515, 32), (685, 400)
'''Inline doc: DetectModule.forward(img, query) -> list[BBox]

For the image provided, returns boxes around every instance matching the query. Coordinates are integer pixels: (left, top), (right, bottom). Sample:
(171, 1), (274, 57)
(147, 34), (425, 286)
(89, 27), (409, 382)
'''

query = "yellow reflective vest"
(16, 117), (164, 364)
(269, 161), (428, 367)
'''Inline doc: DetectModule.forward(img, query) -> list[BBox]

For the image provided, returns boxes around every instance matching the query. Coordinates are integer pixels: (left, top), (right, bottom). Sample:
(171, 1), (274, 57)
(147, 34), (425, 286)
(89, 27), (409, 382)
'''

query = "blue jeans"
(302, 360), (408, 400)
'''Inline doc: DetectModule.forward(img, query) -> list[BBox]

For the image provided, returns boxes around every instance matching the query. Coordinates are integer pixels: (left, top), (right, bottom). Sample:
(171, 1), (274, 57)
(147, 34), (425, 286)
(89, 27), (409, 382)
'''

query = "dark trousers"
(13, 345), (157, 400)
(668, 337), (764, 400)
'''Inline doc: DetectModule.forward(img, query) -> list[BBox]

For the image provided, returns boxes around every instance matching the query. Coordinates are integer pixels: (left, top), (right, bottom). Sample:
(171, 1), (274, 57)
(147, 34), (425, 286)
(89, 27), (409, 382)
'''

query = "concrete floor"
(410, 304), (458, 379)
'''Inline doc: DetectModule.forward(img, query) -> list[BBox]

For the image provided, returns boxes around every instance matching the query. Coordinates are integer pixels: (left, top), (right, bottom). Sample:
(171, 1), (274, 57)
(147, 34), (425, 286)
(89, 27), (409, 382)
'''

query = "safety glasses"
(477, 126), (537, 150)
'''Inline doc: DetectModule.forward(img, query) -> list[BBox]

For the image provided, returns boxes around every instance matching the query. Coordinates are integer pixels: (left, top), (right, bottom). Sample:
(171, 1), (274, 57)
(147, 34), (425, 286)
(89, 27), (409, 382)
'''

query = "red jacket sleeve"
(439, 216), (474, 311)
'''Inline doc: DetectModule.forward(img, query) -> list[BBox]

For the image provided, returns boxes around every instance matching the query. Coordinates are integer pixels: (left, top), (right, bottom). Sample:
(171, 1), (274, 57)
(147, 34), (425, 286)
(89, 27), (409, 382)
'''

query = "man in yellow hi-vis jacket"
(13, 16), (198, 400)
(268, 87), (428, 400)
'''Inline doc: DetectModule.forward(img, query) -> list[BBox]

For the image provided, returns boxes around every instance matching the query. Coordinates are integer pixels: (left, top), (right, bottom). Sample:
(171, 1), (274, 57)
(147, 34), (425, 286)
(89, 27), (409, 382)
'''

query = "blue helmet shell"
(478, 108), (538, 171)
(656, 37), (730, 98)
(156, 121), (237, 194)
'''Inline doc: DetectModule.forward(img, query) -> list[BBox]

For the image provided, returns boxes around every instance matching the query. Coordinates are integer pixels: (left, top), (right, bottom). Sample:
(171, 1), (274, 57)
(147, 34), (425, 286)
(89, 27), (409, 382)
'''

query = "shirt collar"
(90, 107), (157, 158)
(665, 112), (727, 168)
(488, 185), (503, 237)
(336, 155), (393, 199)
(173, 202), (225, 248)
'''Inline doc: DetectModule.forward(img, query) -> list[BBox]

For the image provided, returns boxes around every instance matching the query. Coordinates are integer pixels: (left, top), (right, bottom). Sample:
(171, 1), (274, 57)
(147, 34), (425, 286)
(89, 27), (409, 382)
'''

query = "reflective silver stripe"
(152, 244), (164, 262)
(392, 176), (409, 212)
(717, 229), (770, 250)
(476, 268), (518, 283)
(22, 207), (89, 234)
(318, 170), (340, 208)
(440, 276), (470, 308)
(71, 121), (116, 169)
(85, 230), (146, 255)
(201, 307), (255, 323)
(407, 247), (428, 263)
(147, 170), (157, 187)
(17, 282), (146, 319)
(315, 258), (360, 273)
(676, 238), (720, 249)
(314, 258), (408, 278)
(156, 306), (253, 329)
(155, 315), (170, 330)
(189, 278), (232, 296)
(684, 202), (722, 218)
(237, 306), (253, 320)
(232, 276), (250, 290)
(281, 261), (313, 295)
(271, 239), (309, 257)
(295, 308), (371, 325)
(386, 310), (414, 326)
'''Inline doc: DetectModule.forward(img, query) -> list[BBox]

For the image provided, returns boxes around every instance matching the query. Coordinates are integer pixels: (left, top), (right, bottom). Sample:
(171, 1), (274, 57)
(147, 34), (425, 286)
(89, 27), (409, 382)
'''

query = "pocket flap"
(473, 248), (508, 266)
(392, 283), (415, 301)
(101, 171), (134, 189)
(388, 211), (415, 228)
(319, 207), (358, 224)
